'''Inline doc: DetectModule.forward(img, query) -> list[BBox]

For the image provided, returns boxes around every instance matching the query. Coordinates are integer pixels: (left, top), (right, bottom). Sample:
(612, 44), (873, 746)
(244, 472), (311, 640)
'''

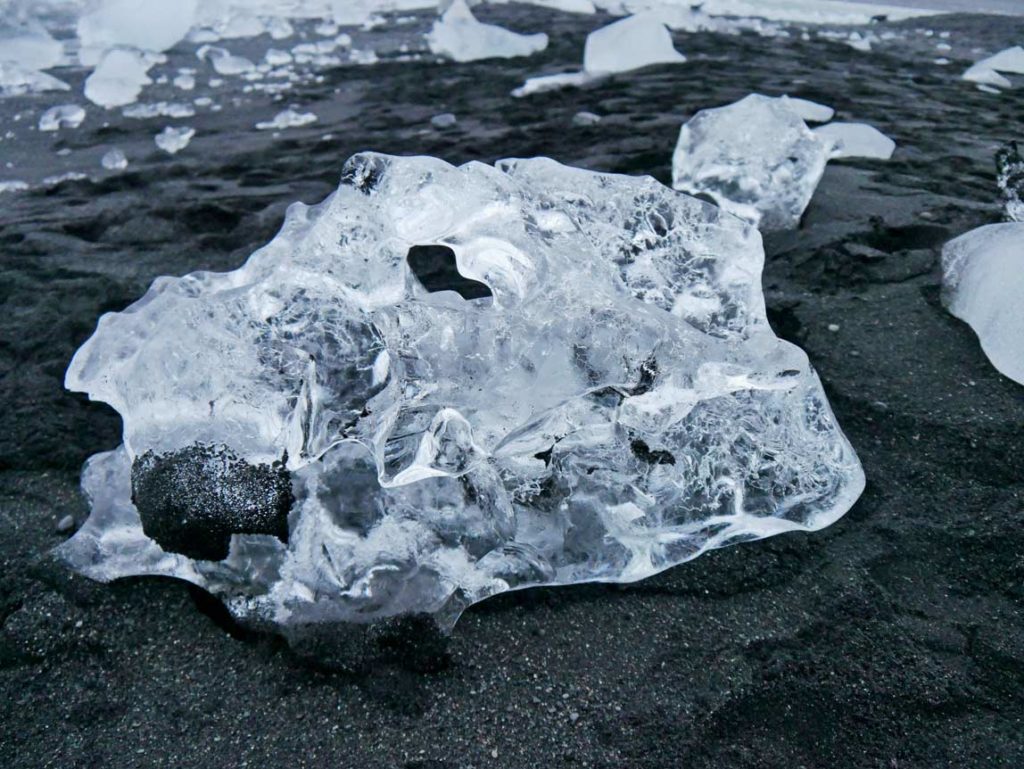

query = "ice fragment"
(428, 0), (548, 63)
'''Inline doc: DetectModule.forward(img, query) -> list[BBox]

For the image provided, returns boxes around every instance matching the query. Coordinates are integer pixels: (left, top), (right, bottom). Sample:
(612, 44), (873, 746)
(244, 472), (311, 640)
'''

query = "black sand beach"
(1, 6), (1023, 767)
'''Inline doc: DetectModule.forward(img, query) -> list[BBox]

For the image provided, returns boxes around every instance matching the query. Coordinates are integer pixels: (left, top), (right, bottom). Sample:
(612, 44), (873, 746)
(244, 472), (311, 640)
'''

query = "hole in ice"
(406, 245), (493, 301)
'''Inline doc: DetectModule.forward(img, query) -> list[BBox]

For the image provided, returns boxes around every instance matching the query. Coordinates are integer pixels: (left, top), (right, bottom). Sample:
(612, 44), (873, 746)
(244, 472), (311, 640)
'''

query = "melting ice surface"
(62, 153), (865, 631)
(942, 224), (1024, 385)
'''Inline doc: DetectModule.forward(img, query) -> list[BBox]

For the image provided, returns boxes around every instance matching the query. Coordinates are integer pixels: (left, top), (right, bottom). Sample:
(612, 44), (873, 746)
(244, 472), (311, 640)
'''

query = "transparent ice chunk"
(62, 153), (864, 631)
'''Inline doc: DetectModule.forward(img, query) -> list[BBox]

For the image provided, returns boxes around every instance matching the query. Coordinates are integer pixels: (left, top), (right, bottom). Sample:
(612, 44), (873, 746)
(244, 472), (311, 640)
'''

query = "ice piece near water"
(972, 46), (1024, 75)
(996, 142), (1024, 223)
(123, 101), (196, 120)
(78, 0), (197, 66)
(572, 110), (601, 126)
(84, 48), (153, 108)
(101, 148), (128, 170)
(0, 19), (64, 71)
(61, 152), (864, 631)
(778, 96), (834, 124)
(512, 71), (594, 98)
(198, 45), (256, 75)
(942, 223), (1024, 385)
(428, 0), (548, 63)
(39, 104), (86, 132)
(672, 94), (832, 230)
(255, 109), (317, 131)
(155, 126), (195, 154)
(814, 122), (895, 160)
(0, 180), (29, 194)
(583, 13), (685, 75)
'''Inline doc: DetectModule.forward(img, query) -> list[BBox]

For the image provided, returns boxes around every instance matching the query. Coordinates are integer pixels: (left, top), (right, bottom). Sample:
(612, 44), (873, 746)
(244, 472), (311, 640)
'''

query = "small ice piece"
(996, 142), (1024, 223)
(572, 110), (601, 126)
(255, 109), (317, 131)
(84, 49), (153, 108)
(431, 112), (457, 129)
(0, 180), (29, 194)
(0, 62), (70, 97)
(123, 102), (196, 120)
(814, 122), (895, 160)
(61, 152), (864, 632)
(512, 71), (594, 98)
(197, 45), (255, 76)
(39, 104), (86, 132)
(265, 48), (293, 66)
(101, 148), (128, 170)
(962, 64), (1011, 89)
(0, 19), (64, 71)
(174, 72), (196, 91)
(672, 94), (832, 230)
(942, 223), (1024, 384)
(78, 0), (198, 66)
(583, 13), (685, 75)
(778, 95), (834, 124)
(428, 0), (548, 63)
(976, 84), (1002, 94)
(155, 126), (195, 154)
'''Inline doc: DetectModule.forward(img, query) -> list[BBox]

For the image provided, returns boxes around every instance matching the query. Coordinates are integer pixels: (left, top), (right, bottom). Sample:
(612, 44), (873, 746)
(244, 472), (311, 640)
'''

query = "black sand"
(1, 7), (1023, 768)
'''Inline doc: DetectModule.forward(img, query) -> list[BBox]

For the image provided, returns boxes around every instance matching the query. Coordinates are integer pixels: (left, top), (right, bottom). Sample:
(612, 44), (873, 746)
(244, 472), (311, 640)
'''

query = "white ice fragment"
(0, 19), (64, 71)
(174, 72), (196, 91)
(197, 45), (255, 76)
(512, 71), (594, 98)
(428, 0), (548, 63)
(815, 122), (895, 160)
(155, 126), (195, 154)
(265, 49), (294, 66)
(973, 46), (1024, 74)
(583, 13), (685, 75)
(572, 110), (601, 126)
(123, 102), (196, 120)
(39, 104), (86, 132)
(778, 95), (834, 124)
(0, 62), (70, 97)
(0, 180), (29, 194)
(942, 223), (1024, 384)
(84, 49), (154, 108)
(672, 94), (832, 230)
(255, 109), (317, 131)
(101, 148), (128, 170)
(962, 64), (1011, 88)
(78, 0), (197, 66)
(431, 112), (457, 129)
(61, 152), (864, 631)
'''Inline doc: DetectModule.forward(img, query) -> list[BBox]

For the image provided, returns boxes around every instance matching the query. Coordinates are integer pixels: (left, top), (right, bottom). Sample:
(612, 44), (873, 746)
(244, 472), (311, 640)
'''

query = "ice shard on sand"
(62, 153), (864, 632)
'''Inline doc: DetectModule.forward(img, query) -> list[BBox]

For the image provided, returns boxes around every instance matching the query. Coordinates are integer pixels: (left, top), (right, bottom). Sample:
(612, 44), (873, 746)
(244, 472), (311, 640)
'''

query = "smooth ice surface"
(427, 0), (548, 63)
(39, 104), (86, 132)
(154, 125), (195, 154)
(672, 94), (833, 230)
(583, 14), (685, 75)
(84, 49), (154, 108)
(779, 96), (835, 124)
(815, 122), (896, 159)
(942, 224), (1024, 385)
(256, 108), (317, 130)
(973, 46), (1024, 74)
(62, 152), (864, 630)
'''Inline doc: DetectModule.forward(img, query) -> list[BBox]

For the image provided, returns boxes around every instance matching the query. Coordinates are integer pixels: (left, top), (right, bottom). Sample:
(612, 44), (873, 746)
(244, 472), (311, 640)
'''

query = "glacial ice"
(942, 224), (1024, 385)
(0, 62), (69, 98)
(78, 0), (197, 66)
(154, 126), (195, 154)
(779, 96), (834, 124)
(427, 0), (548, 63)
(583, 13), (685, 75)
(62, 152), (864, 631)
(672, 94), (833, 230)
(197, 45), (256, 76)
(39, 104), (86, 132)
(814, 122), (895, 160)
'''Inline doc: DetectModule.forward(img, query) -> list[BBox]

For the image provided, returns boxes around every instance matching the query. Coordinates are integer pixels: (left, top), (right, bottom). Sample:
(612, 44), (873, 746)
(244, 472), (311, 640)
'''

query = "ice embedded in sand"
(428, 0), (548, 63)
(62, 152), (864, 631)
(942, 224), (1024, 385)
(672, 94), (833, 230)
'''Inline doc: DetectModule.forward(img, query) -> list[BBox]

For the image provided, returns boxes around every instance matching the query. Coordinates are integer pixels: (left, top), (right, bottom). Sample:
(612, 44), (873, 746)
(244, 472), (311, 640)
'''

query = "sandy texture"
(1, 7), (1022, 768)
